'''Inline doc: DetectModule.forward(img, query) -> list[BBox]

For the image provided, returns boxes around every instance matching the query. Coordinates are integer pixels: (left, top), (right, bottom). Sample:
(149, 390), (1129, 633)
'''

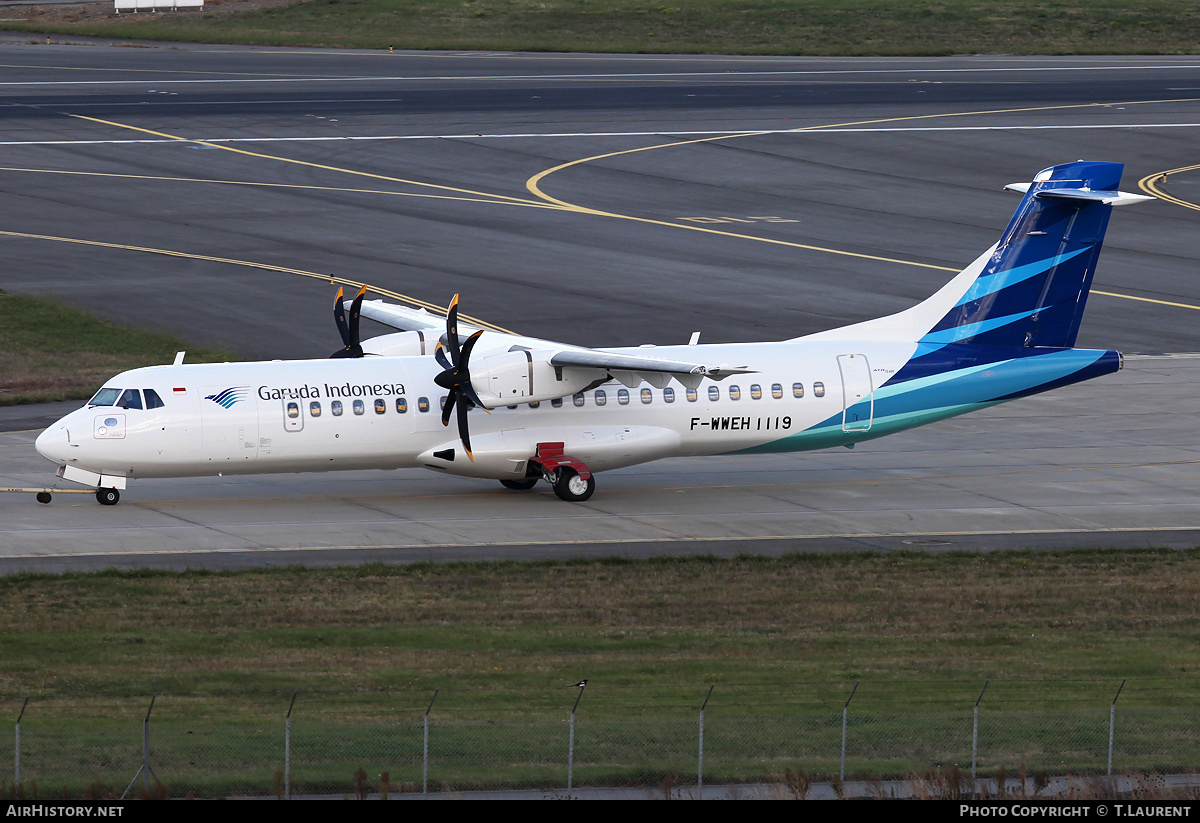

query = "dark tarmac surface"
(2, 43), (1199, 569)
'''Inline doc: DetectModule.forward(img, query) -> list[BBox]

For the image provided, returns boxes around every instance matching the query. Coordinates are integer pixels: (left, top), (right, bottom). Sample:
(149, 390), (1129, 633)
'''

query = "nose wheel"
(96, 488), (120, 506)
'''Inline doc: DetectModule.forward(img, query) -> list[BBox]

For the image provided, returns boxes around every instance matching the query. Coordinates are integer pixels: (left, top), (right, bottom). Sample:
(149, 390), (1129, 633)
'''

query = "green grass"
(0, 293), (236, 406)
(9, 0), (1200, 55)
(3, 552), (1200, 792)
(3, 552), (1200, 711)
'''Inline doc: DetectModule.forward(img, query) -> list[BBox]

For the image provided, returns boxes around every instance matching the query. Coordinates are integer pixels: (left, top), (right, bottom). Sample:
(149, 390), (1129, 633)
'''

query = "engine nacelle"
(470, 350), (599, 407)
(361, 330), (433, 357)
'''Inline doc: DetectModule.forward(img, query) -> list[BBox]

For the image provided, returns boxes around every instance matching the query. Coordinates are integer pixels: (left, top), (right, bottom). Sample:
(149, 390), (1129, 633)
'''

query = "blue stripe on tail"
(923, 160), (1122, 351)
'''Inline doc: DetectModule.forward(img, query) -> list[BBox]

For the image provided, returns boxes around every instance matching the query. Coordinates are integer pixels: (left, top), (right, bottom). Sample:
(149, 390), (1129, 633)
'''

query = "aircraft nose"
(35, 424), (71, 464)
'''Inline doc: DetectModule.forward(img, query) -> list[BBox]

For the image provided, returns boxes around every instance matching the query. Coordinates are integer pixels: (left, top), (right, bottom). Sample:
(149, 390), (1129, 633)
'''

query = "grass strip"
(6, 0), (1200, 56)
(0, 293), (235, 406)
(2, 551), (1199, 713)
(3, 551), (1200, 792)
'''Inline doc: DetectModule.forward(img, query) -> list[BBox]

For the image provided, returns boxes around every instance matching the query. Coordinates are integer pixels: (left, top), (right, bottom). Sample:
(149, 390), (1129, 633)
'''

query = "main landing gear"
(550, 468), (595, 503)
(498, 442), (596, 502)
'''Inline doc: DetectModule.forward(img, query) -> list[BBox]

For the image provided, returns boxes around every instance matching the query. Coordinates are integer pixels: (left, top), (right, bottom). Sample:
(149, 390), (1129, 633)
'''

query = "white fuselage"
(35, 336), (907, 486)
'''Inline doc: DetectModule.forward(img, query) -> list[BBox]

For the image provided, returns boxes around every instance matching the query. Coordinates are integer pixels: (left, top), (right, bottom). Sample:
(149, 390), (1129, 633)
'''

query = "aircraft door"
(837, 354), (874, 433)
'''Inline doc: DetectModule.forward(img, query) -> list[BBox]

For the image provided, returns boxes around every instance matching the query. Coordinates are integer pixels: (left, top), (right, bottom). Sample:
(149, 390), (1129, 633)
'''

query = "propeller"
(432, 294), (487, 461)
(331, 285), (368, 358)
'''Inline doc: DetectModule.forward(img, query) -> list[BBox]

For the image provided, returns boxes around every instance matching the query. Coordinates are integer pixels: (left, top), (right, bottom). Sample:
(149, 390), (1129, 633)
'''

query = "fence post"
(567, 680), (587, 791)
(284, 692), (297, 800)
(121, 696), (158, 799)
(840, 681), (859, 783)
(972, 680), (988, 788)
(15, 697), (28, 788)
(1108, 679), (1125, 776)
(423, 689), (438, 797)
(698, 684), (714, 790)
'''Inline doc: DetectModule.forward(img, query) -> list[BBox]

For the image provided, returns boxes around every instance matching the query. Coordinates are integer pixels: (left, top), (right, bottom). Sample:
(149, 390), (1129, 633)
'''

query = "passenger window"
(771, 383), (783, 399)
(640, 388), (652, 404)
(353, 400), (365, 415)
(663, 387), (675, 403)
(118, 389), (143, 410)
(595, 390), (607, 406)
(686, 388), (698, 402)
(418, 397), (430, 413)
(310, 401), (322, 417)
(332, 400), (343, 416)
(617, 389), (630, 405)
(439, 396), (448, 411)
(374, 399), (386, 414)
(814, 382), (825, 397)
(708, 386), (719, 401)
(529, 401), (540, 409)
(143, 389), (165, 409)
(750, 384), (762, 400)
(395, 398), (407, 413)
(89, 388), (121, 407)
(729, 385), (741, 401)
(573, 393), (585, 407)
(287, 402), (300, 419)
(793, 382), (805, 398)
(551, 398), (563, 408)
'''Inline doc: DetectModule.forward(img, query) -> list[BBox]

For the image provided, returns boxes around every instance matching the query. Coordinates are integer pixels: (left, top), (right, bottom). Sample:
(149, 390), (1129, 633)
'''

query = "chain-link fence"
(4, 692), (1200, 798)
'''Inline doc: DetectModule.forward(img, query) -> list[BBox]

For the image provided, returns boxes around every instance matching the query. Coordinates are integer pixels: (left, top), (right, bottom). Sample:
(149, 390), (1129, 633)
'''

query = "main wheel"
(96, 488), (120, 506)
(500, 478), (539, 491)
(552, 469), (595, 502)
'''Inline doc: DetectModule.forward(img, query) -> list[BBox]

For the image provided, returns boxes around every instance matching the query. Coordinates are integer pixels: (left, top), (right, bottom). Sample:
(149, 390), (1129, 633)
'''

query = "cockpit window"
(118, 389), (143, 410)
(143, 389), (165, 409)
(89, 388), (122, 406)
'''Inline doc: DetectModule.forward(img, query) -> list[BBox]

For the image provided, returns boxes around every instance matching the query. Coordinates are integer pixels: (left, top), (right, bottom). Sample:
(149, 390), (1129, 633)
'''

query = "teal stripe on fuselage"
(733, 348), (1108, 455)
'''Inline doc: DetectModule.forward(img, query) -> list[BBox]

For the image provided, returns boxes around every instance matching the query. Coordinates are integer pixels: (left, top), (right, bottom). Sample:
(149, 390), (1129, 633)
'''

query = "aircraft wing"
(549, 349), (753, 389)
(355, 297), (752, 395)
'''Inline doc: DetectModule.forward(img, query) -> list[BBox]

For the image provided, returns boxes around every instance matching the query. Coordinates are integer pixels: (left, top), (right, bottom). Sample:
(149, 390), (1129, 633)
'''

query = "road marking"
(6, 524), (1200, 560)
(0, 228), (513, 333)
(5, 62), (1200, 86)
(1139, 164), (1200, 212)
(525, 97), (1200, 309)
(6, 122), (1200, 147)
(0, 165), (559, 209)
(67, 113), (550, 208)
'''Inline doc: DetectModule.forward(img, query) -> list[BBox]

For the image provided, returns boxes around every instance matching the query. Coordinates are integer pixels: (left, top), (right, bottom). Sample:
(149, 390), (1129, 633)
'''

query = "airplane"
(33, 160), (1152, 506)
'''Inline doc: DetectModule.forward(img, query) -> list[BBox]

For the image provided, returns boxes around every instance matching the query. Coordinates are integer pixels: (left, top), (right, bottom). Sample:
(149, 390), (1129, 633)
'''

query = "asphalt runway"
(2, 43), (1199, 569)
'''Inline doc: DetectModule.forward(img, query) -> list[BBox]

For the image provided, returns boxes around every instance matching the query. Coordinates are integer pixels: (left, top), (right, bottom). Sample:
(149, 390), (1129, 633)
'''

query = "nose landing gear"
(96, 488), (120, 506)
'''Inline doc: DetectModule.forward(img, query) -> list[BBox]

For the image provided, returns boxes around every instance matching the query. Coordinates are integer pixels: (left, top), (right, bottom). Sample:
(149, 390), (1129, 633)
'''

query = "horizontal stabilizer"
(1004, 182), (1154, 206)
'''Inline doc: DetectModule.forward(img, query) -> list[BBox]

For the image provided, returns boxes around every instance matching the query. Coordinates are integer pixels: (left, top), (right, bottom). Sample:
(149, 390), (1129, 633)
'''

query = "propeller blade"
(434, 342), (452, 372)
(333, 287), (350, 347)
(431, 294), (480, 459)
(458, 330), (486, 409)
(456, 395), (474, 461)
(445, 293), (462, 361)
(459, 329), (484, 364)
(330, 285), (368, 358)
(347, 285), (366, 351)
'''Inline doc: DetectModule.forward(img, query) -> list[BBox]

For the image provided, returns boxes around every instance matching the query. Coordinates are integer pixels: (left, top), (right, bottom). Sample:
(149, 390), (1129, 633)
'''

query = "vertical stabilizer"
(916, 161), (1150, 351)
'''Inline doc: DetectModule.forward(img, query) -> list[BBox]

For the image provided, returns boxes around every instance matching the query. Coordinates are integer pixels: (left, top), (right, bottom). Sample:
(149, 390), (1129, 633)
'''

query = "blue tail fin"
(920, 161), (1147, 350)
